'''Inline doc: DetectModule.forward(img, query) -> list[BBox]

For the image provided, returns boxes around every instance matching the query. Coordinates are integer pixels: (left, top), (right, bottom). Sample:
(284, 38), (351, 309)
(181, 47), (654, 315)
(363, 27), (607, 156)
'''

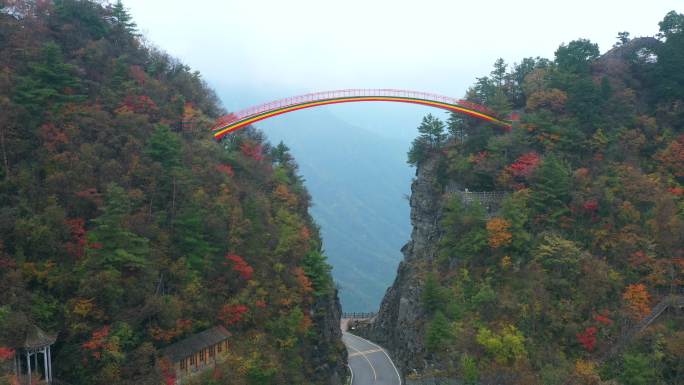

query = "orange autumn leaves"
(294, 267), (314, 295)
(623, 283), (651, 320)
(274, 184), (299, 207)
(487, 217), (512, 249)
(150, 319), (193, 343)
(82, 325), (117, 360)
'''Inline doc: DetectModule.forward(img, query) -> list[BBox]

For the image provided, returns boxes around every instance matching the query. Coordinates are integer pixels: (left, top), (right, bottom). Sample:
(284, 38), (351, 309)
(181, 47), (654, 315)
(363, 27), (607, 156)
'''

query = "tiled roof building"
(161, 326), (231, 384)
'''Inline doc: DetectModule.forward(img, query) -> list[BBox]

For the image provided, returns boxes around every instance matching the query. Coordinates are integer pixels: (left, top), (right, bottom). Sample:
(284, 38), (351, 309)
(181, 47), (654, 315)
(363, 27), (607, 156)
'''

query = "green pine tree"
(530, 155), (571, 224)
(422, 273), (448, 314)
(620, 353), (659, 385)
(302, 250), (333, 296)
(554, 39), (600, 74)
(86, 183), (149, 271)
(173, 206), (217, 270)
(146, 124), (182, 169)
(110, 0), (137, 33)
(13, 42), (84, 116)
(426, 310), (452, 352)
(408, 114), (446, 166)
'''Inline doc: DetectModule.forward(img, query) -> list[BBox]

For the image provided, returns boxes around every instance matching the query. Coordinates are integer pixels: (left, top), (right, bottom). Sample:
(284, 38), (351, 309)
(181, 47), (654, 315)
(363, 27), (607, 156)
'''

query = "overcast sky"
(125, 0), (681, 137)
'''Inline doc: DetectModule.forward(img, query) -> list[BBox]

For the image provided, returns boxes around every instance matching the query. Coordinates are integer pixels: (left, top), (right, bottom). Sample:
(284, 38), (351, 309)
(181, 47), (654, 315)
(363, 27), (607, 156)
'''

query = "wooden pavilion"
(12, 324), (56, 384)
(161, 325), (231, 384)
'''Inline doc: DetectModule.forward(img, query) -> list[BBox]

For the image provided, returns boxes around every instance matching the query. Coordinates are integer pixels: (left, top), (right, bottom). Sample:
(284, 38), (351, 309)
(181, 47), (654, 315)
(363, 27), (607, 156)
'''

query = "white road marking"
(348, 348), (384, 357)
(348, 363), (354, 385)
(345, 333), (402, 385)
(345, 336), (377, 381)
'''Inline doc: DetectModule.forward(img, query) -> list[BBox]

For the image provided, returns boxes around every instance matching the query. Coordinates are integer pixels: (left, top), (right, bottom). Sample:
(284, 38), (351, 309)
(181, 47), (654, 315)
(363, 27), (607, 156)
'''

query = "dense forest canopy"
(0, 1), (343, 384)
(405, 10), (684, 385)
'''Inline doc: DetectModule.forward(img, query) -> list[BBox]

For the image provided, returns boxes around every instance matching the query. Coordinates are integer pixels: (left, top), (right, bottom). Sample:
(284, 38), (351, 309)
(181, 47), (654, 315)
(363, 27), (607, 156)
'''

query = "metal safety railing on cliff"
(444, 183), (509, 217)
(342, 312), (377, 320)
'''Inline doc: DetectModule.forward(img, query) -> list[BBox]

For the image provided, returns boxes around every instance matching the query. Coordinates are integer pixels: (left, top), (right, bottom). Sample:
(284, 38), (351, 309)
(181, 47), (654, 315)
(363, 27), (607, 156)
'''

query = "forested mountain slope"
(0, 1), (344, 384)
(366, 12), (684, 385)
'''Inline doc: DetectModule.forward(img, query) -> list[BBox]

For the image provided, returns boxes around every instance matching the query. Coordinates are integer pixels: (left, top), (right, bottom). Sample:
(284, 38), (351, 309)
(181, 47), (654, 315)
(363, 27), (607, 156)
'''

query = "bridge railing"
(216, 89), (501, 129)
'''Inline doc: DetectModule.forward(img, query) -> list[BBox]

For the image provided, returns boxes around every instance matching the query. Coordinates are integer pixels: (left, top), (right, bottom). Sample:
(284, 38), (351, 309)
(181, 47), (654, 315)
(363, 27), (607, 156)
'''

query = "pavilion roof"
(161, 326), (231, 362)
(23, 324), (56, 349)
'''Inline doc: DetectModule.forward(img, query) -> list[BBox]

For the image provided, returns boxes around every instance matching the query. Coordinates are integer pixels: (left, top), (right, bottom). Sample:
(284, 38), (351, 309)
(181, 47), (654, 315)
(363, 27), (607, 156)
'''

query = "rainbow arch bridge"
(211, 89), (513, 139)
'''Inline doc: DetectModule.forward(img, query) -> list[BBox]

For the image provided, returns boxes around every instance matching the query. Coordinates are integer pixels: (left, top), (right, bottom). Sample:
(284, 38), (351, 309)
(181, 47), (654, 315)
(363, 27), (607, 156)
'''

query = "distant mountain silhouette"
(256, 107), (414, 311)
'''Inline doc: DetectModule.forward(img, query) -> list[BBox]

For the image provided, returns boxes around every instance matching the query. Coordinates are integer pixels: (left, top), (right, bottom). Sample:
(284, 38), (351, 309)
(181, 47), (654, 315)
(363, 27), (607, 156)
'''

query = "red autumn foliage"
(656, 134), (684, 177)
(471, 151), (488, 164)
(40, 123), (69, 151)
(582, 199), (599, 212)
(593, 314), (613, 326)
(255, 300), (267, 308)
(574, 167), (590, 179)
(75, 188), (101, 205)
(576, 326), (597, 352)
(215, 164), (234, 177)
(65, 218), (87, 258)
(82, 325), (112, 360)
(129, 65), (146, 86)
(164, 373), (176, 385)
(668, 187), (684, 196)
(240, 142), (264, 161)
(150, 319), (193, 342)
(0, 257), (15, 269)
(158, 357), (176, 385)
(629, 251), (653, 268)
(117, 95), (159, 115)
(0, 347), (15, 360)
(218, 304), (248, 326)
(507, 152), (541, 178)
(224, 254), (254, 280)
(299, 227), (311, 241)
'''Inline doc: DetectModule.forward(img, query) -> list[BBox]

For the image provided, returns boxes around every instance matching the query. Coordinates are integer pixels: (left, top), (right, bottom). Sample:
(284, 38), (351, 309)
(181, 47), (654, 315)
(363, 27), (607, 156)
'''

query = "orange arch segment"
(212, 89), (511, 139)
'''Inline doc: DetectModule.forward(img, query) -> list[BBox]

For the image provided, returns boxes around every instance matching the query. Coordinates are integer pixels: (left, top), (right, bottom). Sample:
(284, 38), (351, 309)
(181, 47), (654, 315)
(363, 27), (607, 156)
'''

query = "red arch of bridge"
(211, 89), (512, 139)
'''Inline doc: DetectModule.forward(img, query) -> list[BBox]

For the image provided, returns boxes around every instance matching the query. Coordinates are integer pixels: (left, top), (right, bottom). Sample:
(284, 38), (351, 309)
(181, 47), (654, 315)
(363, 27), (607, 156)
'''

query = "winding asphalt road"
(343, 332), (402, 385)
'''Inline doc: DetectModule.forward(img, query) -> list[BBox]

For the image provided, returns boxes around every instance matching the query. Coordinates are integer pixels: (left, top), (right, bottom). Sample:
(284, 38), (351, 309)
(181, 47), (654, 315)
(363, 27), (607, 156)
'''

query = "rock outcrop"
(362, 156), (444, 378)
(311, 288), (347, 385)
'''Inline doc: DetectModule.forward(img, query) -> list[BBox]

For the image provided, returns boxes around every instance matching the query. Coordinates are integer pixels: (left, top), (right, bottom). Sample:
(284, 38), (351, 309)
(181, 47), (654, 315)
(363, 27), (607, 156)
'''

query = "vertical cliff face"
(310, 289), (346, 385)
(365, 156), (443, 377)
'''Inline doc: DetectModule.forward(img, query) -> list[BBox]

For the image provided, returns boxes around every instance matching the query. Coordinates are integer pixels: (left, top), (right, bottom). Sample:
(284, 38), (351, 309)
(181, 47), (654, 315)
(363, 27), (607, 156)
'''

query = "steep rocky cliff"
(364, 156), (444, 379)
(310, 289), (346, 385)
